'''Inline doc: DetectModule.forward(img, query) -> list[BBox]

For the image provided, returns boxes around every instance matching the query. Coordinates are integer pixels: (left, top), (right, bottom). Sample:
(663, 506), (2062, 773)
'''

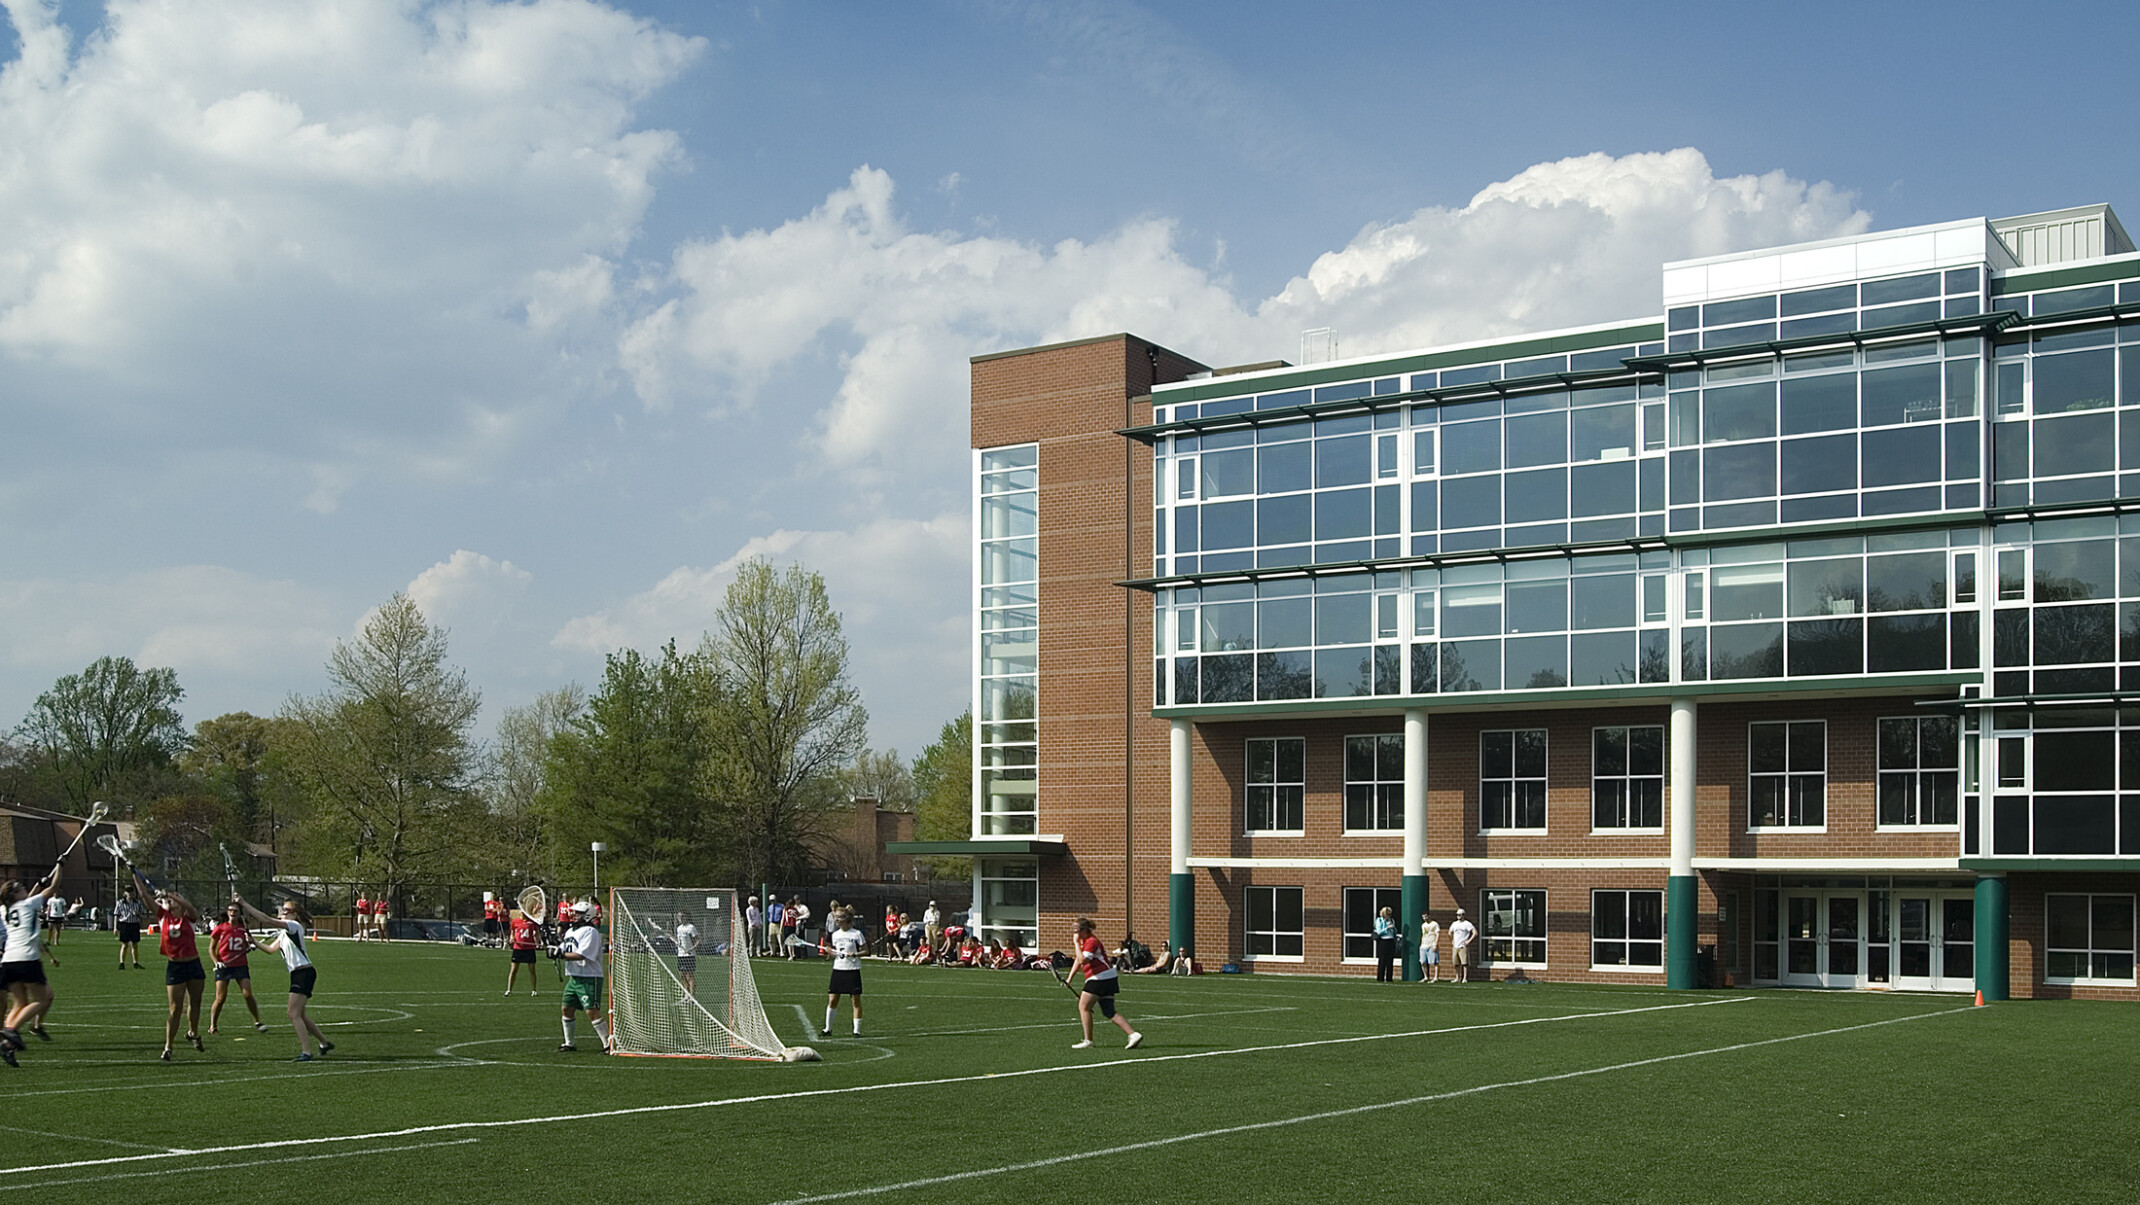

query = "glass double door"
(1893, 895), (1974, 992)
(1783, 893), (1862, 988)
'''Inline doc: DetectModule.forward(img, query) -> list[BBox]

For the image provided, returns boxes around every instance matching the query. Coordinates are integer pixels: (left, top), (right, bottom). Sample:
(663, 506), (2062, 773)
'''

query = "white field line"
(0, 1124), (175, 1152)
(5, 1139), (479, 1189)
(791, 1004), (820, 1041)
(903, 1005), (1297, 1038)
(1, 1059), (479, 1099)
(0, 996), (1744, 1177)
(773, 1004), (1979, 1203)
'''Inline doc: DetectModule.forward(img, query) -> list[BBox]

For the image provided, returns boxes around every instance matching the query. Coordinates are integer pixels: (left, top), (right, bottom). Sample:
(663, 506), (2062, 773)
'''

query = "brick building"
(917, 205), (2140, 999)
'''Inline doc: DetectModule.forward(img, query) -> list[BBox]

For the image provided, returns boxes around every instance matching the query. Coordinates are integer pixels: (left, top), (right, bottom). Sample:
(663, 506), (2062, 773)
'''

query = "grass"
(4, 936), (2137, 1203)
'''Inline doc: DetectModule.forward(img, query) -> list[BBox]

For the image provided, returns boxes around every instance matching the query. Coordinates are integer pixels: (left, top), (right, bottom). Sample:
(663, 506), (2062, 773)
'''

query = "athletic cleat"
(318, 1040), (334, 1054)
(1125, 1032), (1144, 1049)
(558, 1042), (577, 1052)
(0, 1028), (19, 1050)
(255, 1022), (269, 1033)
(188, 1032), (204, 1051)
(294, 1052), (314, 1062)
(159, 1049), (172, 1062)
(1070, 1039), (1093, 1049)
(1, 1044), (15, 1068)
(29, 1026), (49, 1042)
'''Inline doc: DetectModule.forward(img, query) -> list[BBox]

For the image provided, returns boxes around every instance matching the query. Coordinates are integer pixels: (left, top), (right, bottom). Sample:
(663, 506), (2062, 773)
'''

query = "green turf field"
(3, 937), (2136, 1203)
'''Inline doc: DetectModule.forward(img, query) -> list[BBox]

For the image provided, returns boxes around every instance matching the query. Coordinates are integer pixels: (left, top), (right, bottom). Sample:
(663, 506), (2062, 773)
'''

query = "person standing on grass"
(114, 893), (146, 969)
(505, 908), (542, 995)
(234, 893), (333, 1062)
(1448, 908), (1477, 983)
(762, 897), (783, 957)
(354, 891), (370, 941)
(1065, 917), (1141, 1051)
(555, 902), (611, 1053)
(923, 900), (944, 955)
(675, 912), (700, 998)
(207, 902), (268, 1035)
(746, 896), (763, 958)
(42, 892), (66, 963)
(1, 864), (65, 1067)
(1419, 913), (1442, 983)
(824, 910), (866, 1037)
(130, 865), (204, 1061)
(1373, 906), (1399, 983)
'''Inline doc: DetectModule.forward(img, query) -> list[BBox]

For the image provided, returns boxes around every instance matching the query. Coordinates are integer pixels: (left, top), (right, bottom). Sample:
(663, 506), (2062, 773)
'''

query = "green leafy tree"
(704, 558), (868, 888)
(485, 685), (585, 884)
(178, 712), (305, 854)
(281, 594), (481, 900)
(837, 747), (917, 812)
(19, 655), (189, 809)
(538, 643), (726, 887)
(910, 711), (972, 879)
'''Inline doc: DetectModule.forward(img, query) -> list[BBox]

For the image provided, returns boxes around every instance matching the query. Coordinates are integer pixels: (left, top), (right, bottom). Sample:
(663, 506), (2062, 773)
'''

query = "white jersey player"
(824, 910), (866, 1037)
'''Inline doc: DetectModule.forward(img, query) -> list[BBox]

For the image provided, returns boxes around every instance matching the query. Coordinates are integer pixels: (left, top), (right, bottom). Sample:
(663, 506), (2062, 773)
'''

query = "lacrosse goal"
(607, 887), (787, 1060)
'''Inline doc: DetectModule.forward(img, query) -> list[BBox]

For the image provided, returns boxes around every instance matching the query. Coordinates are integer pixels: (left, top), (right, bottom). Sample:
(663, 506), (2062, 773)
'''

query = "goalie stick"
(52, 801), (109, 869)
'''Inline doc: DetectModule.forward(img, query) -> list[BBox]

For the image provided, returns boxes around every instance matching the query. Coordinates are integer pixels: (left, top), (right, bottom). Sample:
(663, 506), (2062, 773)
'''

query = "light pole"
(591, 843), (605, 899)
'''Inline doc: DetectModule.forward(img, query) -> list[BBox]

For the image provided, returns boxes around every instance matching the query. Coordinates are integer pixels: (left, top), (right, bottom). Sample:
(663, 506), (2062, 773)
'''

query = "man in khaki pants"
(1448, 908), (1477, 983)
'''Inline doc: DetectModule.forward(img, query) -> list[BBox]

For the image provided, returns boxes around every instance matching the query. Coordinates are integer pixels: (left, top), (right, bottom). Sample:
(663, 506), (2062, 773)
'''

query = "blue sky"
(1, 0), (2134, 760)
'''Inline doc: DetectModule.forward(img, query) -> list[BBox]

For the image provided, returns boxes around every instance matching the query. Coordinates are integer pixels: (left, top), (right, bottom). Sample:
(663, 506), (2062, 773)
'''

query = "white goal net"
(608, 887), (787, 1060)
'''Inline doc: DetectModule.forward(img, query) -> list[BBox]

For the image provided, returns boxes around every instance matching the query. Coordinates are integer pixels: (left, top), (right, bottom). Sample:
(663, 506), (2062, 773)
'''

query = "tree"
(704, 558), (868, 888)
(178, 712), (305, 854)
(910, 711), (972, 880)
(838, 747), (917, 812)
(538, 644), (727, 887)
(486, 685), (585, 883)
(19, 655), (189, 809)
(281, 594), (481, 900)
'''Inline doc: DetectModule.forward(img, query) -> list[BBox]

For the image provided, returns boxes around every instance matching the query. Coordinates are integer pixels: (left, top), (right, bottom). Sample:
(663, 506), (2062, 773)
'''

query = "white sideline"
(0, 996), (1743, 1177)
(6, 1139), (479, 1189)
(772, 1004), (1980, 1203)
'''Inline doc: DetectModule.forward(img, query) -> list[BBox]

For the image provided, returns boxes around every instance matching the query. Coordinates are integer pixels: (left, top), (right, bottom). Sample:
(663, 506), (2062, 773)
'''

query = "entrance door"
(1894, 895), (1976, 991)
(1783, 893), (1862, 987)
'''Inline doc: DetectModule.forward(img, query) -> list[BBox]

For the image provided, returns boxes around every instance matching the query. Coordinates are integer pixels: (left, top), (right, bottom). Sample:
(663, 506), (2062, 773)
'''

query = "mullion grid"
(1877, 715), (1960, 827)
(1592, 725), (1665, 831)
(1244, 885), (1304, 959)
(1343, 733), (1404, 832)
(1245, 736), (1305, 834)
(1749, 719), (1826, 829)
(1480, 728), (1548, 832)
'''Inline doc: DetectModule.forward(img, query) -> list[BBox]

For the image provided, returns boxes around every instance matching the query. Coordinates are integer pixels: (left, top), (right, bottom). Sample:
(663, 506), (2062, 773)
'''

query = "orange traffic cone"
(1974, 989), (1985, 1007)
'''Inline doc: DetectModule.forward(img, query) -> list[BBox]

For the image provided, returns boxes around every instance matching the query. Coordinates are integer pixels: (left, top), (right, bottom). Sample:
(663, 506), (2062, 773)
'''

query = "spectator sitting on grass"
(907, 938), (934, 966)
(994, 937), (1024, 970)
(957, 935), (984, 966)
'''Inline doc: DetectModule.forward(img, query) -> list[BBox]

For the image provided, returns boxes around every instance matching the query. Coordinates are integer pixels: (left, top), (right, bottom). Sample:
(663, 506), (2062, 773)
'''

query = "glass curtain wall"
(978, 446), (1039, 835)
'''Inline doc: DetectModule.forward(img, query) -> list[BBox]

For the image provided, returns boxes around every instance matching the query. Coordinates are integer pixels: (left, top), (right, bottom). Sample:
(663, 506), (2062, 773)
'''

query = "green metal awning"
(886, 839), (1069, 857)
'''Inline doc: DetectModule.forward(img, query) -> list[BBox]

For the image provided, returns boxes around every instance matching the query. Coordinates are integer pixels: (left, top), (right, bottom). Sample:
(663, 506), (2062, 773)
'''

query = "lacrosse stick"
(52, 801), (110, 868)
(220, 842), (241, 899)
(1049, 963), (1084, 998)
(98, 833), (162, 897)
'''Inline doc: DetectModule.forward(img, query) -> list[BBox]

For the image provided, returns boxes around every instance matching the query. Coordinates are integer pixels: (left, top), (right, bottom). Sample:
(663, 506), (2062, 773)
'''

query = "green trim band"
(1960, 857), (2140, 872)
(1169, 873), (1195, 958)
(1990, 255), (2140, 296)
(1156, 672), (1975, 722)
(1154, 323), (1666, 403)
(1666, 874), (1699, 990)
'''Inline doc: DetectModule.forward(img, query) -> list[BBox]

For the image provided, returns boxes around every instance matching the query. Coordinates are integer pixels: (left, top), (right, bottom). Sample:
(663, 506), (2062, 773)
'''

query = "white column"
(1669, 697), (1697, 879)
(1403, 709), (1428, 876)
(1170, 719), (1192, 876)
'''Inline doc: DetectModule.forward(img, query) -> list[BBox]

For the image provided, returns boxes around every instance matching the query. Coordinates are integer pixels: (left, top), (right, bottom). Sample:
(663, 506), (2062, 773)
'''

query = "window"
(1342, 887), (1402, 961)
(2044, 894), (2136, 984)
(1481, 729), (1548, 831)
(1593, 726), (1664, 830)
(978, 445), (1039, 835)
(1244, 886), (1304, 959)
(1481, 888), (1547, 964)
(976, 859), (1038, 950)
(1345, 734), (1404, 831)
(1749, 720), (1825, 828)
(1245, 737), (1306, 832)
(1877, 716), (1960, 826)
(1593, 889), (1664, 968)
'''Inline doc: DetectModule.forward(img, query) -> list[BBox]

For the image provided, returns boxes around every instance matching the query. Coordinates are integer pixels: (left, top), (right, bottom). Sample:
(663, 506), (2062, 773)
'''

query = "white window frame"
(1341, 886), (1403, 964)
(1479, 728), (1549, 834)
(1747, 719), (1827, 832)
(1480, 888), (1548, 967)
(1343, 733), (1404, 833)
(1591, 724), (1665, 833)
(1245, 736), (1306, 835)
(2043, 892), (2137, 986)
(1875, 715), (1962, 831)
(1243, 885), (1305, 962)
(1591, 888), (1666, 971)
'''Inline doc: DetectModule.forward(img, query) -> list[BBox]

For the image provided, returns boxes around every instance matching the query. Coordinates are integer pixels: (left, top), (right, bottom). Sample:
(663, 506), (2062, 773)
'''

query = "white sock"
(825, 1009), (834, 1032)
(591, 1018), (611, 1046)
(562, 1018), (576, 1044)
(852, 1020), (861, 1036)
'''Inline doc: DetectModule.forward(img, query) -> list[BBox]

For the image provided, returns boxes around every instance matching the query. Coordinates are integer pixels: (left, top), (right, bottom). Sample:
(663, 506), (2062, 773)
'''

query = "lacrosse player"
(234, 893), (332, 1062)
(1065, 916), (1141, 1051)
(208, 901), (268, 1035)
(555, 902), (611, 1053)
(825, 910), (866, 1037)
(1, 864), (64, 1066)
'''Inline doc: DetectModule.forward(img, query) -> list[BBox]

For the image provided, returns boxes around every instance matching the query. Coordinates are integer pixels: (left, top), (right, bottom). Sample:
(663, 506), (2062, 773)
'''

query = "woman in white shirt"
(234, 893), (333, 1062)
